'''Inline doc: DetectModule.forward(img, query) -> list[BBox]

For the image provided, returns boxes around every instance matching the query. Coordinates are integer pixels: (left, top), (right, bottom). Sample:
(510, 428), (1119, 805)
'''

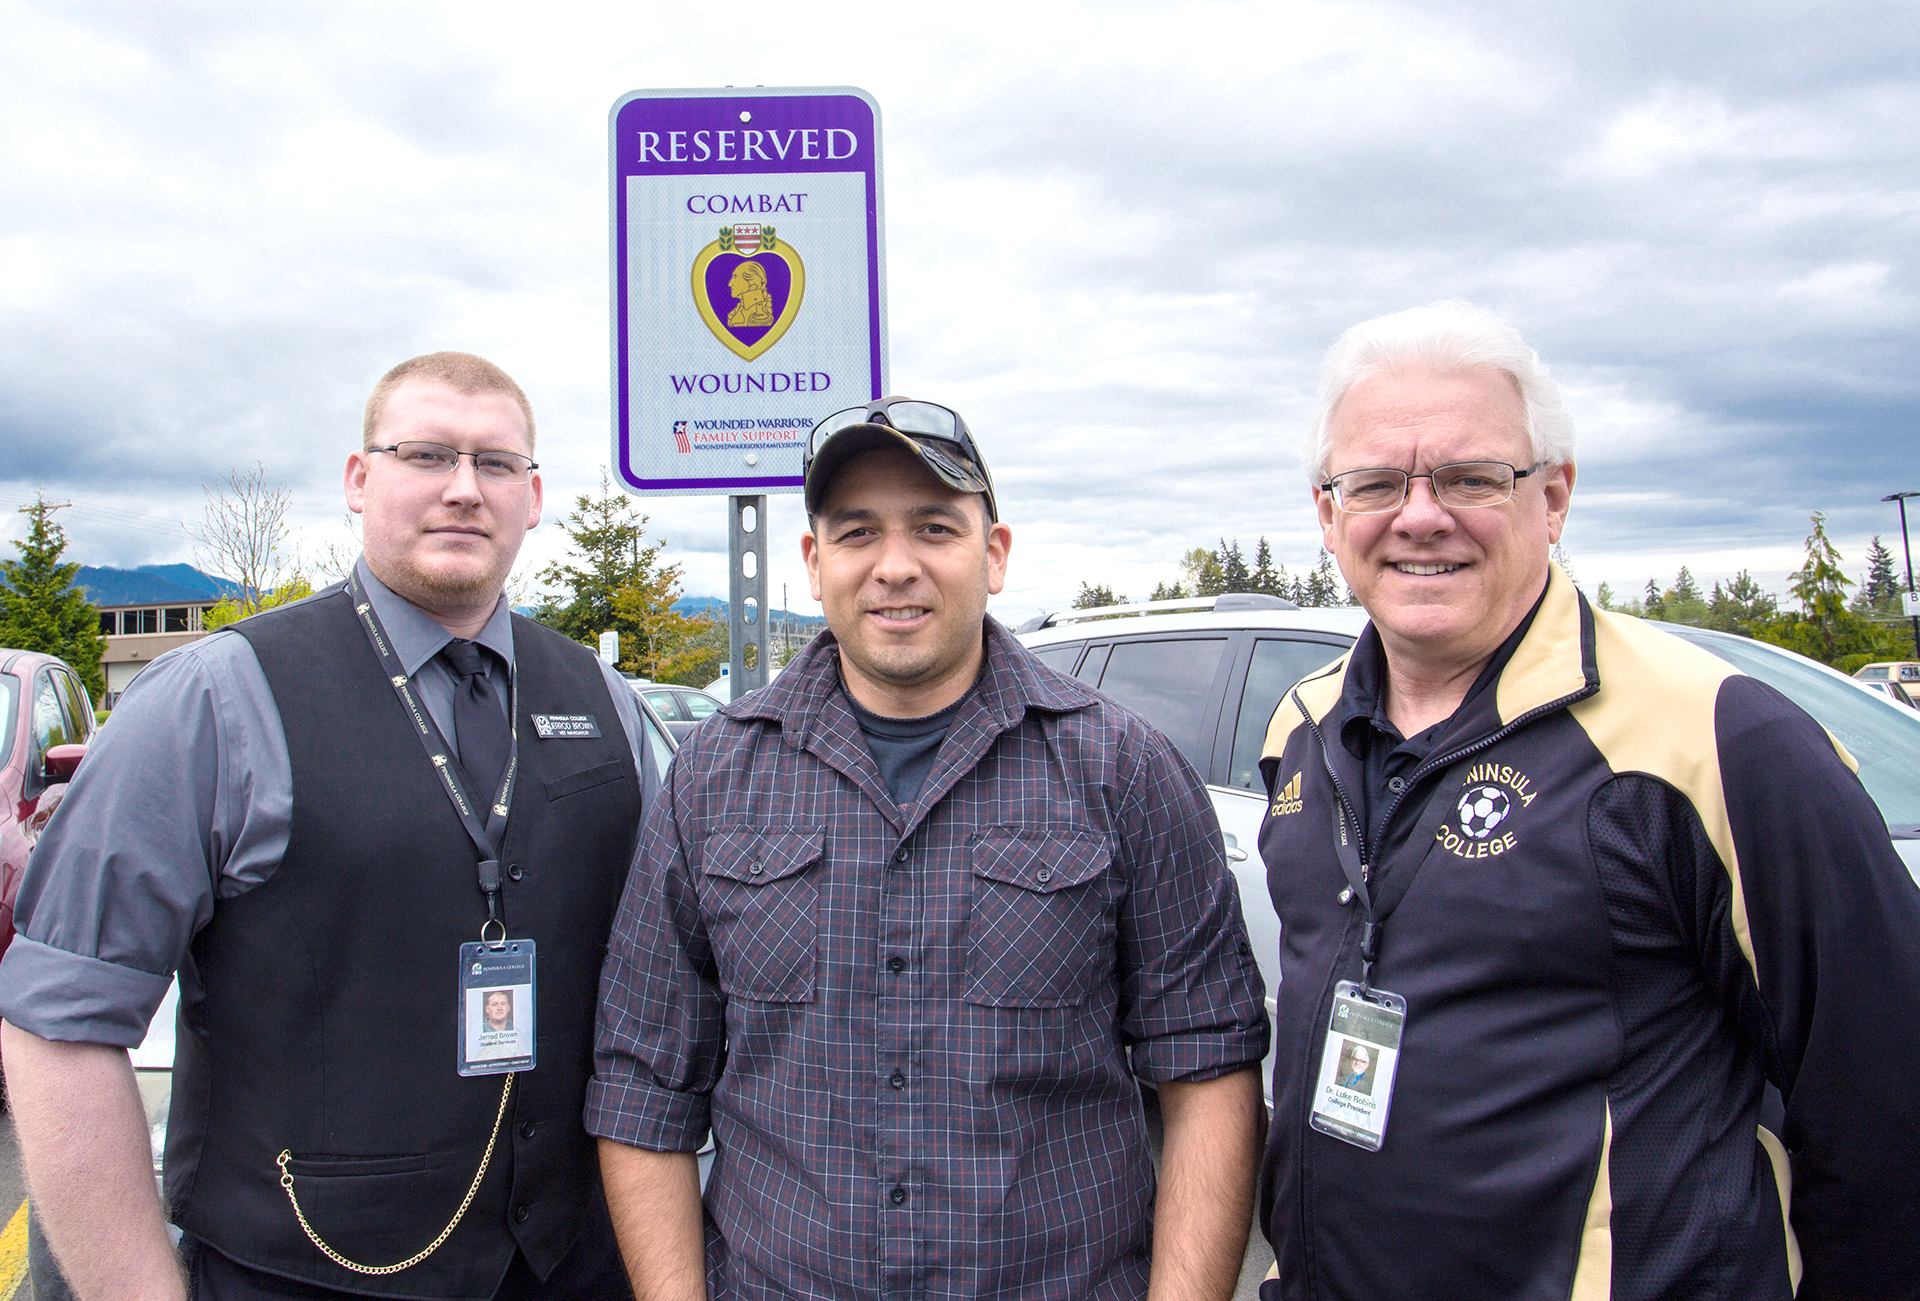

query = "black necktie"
(441, 639), (510, 801)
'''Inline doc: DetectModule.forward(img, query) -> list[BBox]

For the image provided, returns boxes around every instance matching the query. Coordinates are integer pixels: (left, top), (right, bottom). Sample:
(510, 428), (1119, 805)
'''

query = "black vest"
(165, 585), (639, 1298)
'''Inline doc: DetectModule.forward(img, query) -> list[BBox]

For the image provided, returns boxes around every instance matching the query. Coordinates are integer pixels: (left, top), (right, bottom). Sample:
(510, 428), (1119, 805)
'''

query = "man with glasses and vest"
(1255, 302), (1920, 1298)
(0, 352), (654, 1299)
(590, 398), (1270, 1300)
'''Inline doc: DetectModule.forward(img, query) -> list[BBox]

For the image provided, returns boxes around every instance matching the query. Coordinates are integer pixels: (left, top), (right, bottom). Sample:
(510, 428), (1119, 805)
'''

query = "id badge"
(1308, 980), (1405, 1151)
(458, 940), (536, 1076)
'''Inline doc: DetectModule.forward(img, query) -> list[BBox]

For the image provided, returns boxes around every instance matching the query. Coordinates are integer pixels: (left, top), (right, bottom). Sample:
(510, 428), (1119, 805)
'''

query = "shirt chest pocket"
(699, 827), (824, 1003)
(965, 831), (1116, 1009)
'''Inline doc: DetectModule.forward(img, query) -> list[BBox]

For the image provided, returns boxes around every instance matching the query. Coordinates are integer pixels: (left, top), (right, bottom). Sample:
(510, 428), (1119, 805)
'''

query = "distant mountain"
(75, 564), (242, 606)
(672, 596), (826, 629)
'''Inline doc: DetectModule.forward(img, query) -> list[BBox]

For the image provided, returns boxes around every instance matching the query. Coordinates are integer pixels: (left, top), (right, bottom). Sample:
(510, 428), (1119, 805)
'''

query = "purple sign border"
(609, 87), (886, 495)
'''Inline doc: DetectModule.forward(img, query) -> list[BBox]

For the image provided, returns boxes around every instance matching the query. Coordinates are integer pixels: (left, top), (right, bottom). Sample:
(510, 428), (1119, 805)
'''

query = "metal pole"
(1884, 491), (1920, 659)
(728, 495), (769, 696)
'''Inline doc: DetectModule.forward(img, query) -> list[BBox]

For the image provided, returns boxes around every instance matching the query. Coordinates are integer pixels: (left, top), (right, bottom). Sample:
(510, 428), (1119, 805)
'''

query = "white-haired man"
(1255, 301), (1920, 1299)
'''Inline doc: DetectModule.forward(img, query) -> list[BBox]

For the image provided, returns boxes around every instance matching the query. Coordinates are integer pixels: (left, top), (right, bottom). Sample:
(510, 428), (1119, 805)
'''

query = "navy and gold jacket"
(1257, 565), (1920, 1300)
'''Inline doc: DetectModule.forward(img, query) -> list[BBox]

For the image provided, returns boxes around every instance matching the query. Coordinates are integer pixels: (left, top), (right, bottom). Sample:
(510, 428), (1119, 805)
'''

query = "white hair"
(1306, 300), (1576, 483)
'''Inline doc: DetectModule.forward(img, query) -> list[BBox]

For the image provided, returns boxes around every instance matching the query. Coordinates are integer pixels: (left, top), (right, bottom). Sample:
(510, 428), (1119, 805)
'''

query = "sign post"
(609, 87), (886, 695)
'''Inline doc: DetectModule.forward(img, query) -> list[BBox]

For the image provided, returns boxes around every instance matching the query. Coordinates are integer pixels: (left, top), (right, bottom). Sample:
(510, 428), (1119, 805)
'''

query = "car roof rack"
(1012, 591), (1299, 633)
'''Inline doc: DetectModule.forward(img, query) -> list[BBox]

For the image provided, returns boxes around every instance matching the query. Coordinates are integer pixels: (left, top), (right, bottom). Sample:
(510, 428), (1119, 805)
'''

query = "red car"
(0, 648), (95, 962)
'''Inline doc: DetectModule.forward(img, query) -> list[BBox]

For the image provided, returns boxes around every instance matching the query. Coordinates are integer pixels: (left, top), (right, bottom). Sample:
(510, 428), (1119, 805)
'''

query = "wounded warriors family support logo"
(690, 223), (806, 361)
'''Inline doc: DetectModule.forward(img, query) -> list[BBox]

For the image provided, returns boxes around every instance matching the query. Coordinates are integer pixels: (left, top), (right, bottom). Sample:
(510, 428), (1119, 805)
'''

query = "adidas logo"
(1271, 771), (1304, 817)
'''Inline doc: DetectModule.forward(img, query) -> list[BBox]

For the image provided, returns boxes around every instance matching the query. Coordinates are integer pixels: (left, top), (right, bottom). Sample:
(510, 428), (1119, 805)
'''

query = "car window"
(1225, 638), (1353, 792)
(640, 689), (681, 720)
(1858, 666), (1889, 680)
(0, 675), (17, 769)
(638, 700), (677, 777)
(1027, 644), (1082, 674)
(55, 669), (93, 741)
(1661, 626), (1920, 835)
(32, 672), (72, 758)
(681, 691), (721, 720)
(1093, 637), (1229, 769)
(1074, 644), (1110, 685)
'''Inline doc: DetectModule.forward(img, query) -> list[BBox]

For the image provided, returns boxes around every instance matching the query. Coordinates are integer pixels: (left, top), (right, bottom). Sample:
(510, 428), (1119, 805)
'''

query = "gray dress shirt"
(0, 559), (658, 1046)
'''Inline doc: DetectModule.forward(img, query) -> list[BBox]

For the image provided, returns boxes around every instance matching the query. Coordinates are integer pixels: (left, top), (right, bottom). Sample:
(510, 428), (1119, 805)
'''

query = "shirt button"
(1387, 776), (1406, 793)
(894, 847), (910, 864)
(749, 859), (763, 876)
(886, 955), (905, 973)
(890, 1186), (907, 1205)
(1036, 869), (1052, 883)
(506, 863), (523, 881)
(518, 1120), (537, 1139)
(513, 1204), (532, 1223)
(889, 1070), (906, 1089)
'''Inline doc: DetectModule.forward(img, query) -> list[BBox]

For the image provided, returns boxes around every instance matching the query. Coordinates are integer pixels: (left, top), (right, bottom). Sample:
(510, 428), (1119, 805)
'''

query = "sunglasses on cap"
(803, 398), (997, 520)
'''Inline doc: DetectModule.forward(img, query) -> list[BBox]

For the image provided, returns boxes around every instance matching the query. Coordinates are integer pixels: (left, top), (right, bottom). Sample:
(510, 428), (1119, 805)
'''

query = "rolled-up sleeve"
(0, 634), (291, 1045)
(587, 751), (725, 1151)
(1113, 726), (1270, 1083)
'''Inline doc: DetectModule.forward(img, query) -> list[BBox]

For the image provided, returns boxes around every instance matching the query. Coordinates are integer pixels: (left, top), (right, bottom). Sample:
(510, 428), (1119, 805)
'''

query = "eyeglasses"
(1320, 461), (1540, 514)
(368, 441), (539, 484)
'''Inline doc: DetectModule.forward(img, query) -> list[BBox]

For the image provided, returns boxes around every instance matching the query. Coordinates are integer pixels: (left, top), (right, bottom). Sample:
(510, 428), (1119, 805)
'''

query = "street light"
(1882, 490), (1920, 658)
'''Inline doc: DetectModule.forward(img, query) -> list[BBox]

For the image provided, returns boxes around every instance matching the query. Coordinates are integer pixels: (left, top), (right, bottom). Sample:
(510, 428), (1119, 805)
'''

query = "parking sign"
(610, 87), (887, 496)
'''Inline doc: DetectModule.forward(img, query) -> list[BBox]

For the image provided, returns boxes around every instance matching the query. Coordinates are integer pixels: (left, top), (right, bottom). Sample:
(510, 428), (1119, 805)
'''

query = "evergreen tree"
(532, 471), (683, 668)
(1595, 581), (1615, 610)
(1148, 579), (1187, 601)
(1217, 539), (1251, 593)
(1672, 567), (1701, 604)
(1250, 538), (1282, 597)
(1303, 551), (1340, 607)
(1642, 577), (1665, 620)
(1754, 513), (1906, 667)
(0, 496), (106, 701)
(1861, 535), (1902, 614)
(1703, 570), (1779, 636)
(1073, 582), (1125, 609)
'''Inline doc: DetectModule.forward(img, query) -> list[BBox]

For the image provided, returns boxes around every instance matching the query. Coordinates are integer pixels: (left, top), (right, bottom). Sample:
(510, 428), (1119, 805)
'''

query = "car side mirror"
(43, 743), (87, 781)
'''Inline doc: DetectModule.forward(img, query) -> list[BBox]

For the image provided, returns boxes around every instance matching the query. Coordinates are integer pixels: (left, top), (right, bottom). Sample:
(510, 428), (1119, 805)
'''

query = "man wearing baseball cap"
(590, 398), (1270, 1299)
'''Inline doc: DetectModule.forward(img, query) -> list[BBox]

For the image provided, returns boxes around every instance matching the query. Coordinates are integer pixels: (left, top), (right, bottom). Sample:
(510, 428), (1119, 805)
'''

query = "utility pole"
(1883, 491), (1920, 659)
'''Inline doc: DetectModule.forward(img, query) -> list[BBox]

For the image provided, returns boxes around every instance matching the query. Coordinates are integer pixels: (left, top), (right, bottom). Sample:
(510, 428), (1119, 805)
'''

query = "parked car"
(1855, 661), (1920, 693)
(630, 681), (725, 743)
(1, 648), (96, 966)
(1857, 679), (1918, 709)
(1014, 595), (1920, 1102)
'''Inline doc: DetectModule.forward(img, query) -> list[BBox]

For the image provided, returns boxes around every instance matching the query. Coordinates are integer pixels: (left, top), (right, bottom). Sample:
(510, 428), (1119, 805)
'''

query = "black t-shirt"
(847, 690), (972, 809)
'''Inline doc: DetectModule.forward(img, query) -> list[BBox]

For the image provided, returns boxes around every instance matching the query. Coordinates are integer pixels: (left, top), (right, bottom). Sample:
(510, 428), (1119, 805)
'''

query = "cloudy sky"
(4, 0), (1916, 625)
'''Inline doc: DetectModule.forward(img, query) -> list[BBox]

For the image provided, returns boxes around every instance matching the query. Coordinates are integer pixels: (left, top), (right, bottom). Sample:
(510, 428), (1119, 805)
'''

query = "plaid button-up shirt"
(588, 620), (1268, 1299)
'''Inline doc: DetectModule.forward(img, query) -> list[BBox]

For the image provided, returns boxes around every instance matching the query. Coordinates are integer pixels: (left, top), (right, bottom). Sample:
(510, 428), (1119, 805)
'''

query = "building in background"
(77, 565), (239, 704)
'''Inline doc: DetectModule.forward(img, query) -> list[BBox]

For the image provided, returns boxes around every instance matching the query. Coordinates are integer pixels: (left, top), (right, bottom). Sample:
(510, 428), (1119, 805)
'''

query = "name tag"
(531, 714), (601, 739)
(1309, 981), (1405, 1151)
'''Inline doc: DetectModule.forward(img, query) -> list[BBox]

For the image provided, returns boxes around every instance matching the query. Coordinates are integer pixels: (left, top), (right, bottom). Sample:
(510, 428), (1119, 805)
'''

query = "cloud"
(1, 0), (1915, 626)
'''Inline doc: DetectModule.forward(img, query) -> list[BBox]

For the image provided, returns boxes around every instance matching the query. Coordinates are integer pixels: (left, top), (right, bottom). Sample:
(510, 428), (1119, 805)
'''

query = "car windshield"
(1657, 624), (1920, 837)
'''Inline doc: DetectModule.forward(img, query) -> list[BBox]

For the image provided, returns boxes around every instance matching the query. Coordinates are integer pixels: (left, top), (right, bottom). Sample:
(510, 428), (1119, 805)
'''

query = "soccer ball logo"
(1457, 784), (1512, 840)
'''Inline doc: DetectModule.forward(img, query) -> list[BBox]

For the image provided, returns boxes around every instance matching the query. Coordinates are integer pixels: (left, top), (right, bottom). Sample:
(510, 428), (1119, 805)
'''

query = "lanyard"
(1293, 688), (1467, 990)
(347, 571), (520, 941)
(1326, 763), (1468, 988)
